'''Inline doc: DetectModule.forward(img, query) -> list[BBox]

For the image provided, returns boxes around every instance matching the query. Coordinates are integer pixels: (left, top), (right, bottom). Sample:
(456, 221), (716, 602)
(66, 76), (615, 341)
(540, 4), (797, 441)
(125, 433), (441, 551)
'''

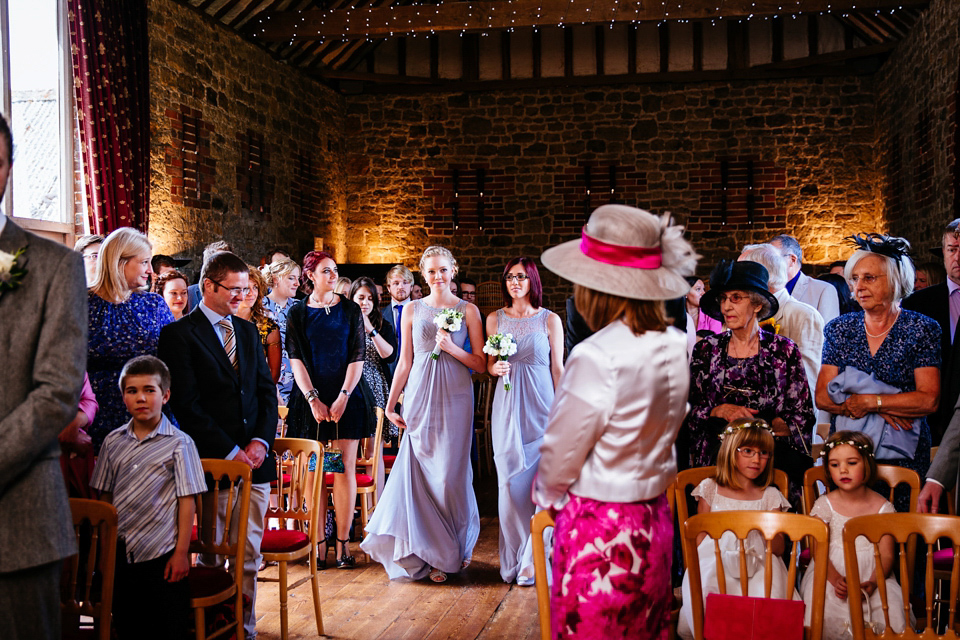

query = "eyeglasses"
(503, 274), (529, 282)
(718, 292), (749, 304)
(736, 446), (771, 459)
(849, 274), (886, 285)
(209, 278), (251, 297)
(82, 252), (99, 262)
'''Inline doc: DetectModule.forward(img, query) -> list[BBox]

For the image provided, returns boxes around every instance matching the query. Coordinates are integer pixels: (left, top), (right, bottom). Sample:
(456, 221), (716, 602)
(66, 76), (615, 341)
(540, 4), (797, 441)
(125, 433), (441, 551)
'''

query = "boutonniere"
(0, 247), (27, 292)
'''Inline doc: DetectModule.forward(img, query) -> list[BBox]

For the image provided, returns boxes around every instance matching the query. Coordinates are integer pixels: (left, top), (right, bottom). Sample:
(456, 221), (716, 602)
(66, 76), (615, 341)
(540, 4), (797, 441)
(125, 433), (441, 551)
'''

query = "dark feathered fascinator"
(845, 233), (911, 263)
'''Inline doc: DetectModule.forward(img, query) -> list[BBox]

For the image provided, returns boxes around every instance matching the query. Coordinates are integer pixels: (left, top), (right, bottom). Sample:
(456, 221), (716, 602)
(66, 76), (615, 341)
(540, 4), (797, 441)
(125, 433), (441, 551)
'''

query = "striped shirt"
(90, 414), (207, 563)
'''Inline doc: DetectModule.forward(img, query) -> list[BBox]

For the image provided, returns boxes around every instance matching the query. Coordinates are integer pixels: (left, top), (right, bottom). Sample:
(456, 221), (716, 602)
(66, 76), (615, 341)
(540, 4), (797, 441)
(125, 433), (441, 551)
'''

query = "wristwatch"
(340, 389), (351, 397)
(370, 329), (379, 338)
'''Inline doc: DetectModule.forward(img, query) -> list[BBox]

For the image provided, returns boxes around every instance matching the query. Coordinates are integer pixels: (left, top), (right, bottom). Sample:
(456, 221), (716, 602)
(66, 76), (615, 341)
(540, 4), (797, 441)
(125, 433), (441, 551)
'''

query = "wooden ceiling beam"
(253, 0), (928, 41)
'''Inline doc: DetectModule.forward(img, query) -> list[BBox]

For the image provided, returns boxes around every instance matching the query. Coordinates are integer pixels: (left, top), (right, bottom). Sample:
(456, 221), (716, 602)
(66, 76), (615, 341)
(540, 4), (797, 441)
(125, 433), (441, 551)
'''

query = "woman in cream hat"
(534, 204), (698, 639)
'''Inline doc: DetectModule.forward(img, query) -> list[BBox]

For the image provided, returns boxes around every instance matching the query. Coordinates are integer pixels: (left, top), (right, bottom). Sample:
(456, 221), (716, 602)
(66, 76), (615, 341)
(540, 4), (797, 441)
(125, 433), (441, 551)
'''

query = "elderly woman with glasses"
(686, 260), (815, 508)
(817, 235), (940, 511)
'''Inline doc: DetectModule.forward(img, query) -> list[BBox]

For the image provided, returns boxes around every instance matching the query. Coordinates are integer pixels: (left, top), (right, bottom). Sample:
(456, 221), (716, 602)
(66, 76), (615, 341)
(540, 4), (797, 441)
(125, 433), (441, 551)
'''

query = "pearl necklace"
(864, 309), (899, 338)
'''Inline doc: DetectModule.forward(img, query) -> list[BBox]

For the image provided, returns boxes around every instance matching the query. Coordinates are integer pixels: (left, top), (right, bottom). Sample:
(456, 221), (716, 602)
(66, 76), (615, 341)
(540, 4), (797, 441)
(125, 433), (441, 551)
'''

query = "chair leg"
(194, 607), (205, 640)
(279, 560), (288, 640)
(311, 556), (324, 635)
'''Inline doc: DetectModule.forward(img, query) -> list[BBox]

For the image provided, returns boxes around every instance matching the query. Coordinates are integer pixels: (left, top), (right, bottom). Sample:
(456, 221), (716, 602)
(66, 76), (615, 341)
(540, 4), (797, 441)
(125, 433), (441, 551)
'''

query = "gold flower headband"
(719, 419), (773, 442)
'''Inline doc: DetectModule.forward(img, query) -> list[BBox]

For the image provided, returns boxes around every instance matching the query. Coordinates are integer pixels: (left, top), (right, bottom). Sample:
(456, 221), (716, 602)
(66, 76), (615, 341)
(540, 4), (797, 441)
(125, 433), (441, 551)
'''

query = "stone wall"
(345, 78), (881, 310)
(876, 0), (960, 257)
(147, 0), (347, 274)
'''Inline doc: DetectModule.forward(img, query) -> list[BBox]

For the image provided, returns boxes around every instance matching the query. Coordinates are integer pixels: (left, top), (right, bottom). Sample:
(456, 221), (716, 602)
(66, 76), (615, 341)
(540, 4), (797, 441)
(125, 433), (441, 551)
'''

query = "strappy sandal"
(336, 537), (356, 569)
(316, 537), (328, 571)
(428, 567), (447, 583)
(461, 559), (471, 570)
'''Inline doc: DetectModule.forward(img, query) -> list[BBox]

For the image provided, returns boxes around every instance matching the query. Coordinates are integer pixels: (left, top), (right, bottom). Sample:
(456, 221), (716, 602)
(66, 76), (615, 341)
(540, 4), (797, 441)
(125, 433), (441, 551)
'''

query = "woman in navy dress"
(286, 251), (368, 568)
(816, 234), (940, 510)
(87, 227), (175, 453)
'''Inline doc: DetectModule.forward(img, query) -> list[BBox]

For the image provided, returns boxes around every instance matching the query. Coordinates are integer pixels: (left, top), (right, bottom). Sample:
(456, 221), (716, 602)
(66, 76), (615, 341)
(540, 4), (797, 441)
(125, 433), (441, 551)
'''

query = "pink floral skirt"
(551, 493), (672, 639)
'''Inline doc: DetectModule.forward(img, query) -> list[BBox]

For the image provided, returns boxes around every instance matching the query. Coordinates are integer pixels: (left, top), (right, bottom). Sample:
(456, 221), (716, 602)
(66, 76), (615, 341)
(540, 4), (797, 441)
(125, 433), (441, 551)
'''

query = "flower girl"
(800, 431), (911, 639)
(678, 419), (792, 640)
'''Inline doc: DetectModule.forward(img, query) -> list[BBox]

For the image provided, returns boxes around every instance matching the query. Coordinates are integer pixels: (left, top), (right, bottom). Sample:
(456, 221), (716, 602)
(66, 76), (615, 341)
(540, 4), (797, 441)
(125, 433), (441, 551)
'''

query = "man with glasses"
(75, 234), (103, 284)
(158, 251), (277, 639)
(459, 277), (477, 304)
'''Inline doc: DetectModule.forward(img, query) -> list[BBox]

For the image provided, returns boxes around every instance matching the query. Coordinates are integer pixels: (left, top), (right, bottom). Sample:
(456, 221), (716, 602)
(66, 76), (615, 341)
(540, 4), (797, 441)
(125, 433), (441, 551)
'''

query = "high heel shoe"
(316, 537), (328, 571)
(336, 537), (356, 569)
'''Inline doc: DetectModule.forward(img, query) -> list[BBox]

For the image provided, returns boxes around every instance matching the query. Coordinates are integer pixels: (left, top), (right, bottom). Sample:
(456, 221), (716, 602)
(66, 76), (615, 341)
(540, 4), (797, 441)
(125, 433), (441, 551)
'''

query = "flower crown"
(719, 419), (773, 442)
(819, 438), (874, 459)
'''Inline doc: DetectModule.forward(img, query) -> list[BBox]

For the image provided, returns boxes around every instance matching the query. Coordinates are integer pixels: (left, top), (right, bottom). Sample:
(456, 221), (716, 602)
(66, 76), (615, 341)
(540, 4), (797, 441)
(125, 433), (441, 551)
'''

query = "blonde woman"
(263, 257), (301, 404)
(87, 227), (175, 453)
(237, 266), (282, 383)
(361, 246), (486, 583)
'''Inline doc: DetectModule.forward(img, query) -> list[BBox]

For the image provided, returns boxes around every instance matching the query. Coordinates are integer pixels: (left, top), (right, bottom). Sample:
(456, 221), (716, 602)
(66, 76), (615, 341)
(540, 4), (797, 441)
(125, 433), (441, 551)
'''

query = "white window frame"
(0, 0), (76, 246)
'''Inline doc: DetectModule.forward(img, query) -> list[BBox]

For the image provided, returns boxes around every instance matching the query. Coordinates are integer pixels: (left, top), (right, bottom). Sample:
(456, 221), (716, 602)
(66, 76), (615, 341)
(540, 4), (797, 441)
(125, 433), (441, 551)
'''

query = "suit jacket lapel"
(187, 308), (239, 381)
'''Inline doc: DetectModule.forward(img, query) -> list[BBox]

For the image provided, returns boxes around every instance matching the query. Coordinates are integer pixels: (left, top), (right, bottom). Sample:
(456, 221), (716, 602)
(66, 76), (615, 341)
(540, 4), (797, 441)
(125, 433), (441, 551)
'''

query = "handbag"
(318, 420), (345, 474)
(703, 593), (805, 640)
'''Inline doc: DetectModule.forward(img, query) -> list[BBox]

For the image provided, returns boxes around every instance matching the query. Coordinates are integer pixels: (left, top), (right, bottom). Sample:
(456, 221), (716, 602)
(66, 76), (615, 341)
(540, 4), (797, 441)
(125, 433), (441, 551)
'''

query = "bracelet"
(370, 329), (379, 338)
(876, 395), (882, 410)
(340, 389), (351, 397)
(305, 389), (320, 402)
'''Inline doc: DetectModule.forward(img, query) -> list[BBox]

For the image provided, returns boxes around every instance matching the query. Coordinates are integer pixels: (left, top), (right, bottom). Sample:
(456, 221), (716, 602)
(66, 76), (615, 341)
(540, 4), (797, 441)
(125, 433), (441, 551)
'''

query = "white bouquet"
(431, 308), (465, 360)
(483, 333), (518, 390)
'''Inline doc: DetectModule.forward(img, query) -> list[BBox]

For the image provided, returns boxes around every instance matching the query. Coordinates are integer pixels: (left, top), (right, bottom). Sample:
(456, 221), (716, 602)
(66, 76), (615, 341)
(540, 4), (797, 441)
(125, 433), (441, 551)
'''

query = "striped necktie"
(218, 319), (238, 371)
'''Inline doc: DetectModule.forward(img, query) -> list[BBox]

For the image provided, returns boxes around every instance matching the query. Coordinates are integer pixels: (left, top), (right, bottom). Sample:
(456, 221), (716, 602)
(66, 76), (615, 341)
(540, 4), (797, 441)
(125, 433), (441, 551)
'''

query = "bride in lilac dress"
(361, 246), (487, 583)
(487, 257), (564, 585)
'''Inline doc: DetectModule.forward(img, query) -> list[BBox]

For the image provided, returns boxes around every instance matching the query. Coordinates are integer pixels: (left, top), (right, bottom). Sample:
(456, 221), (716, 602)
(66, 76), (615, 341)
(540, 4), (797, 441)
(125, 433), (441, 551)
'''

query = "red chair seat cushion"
(324, 472), (374, 487)
(384, 455), (397, 468)
(934, 548), (954, 570)
(188, 566), (235, 598)
(269, 473), (291, 488)
(260, 529), (309, 554)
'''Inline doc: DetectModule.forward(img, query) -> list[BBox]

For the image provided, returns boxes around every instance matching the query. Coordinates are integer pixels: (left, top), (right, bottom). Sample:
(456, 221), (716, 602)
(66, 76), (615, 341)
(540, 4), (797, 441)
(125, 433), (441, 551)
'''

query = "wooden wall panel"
(572, 26), (596, 76)
(784, 15), (811, 59)
(406, 36), (431, 78)
(637, 23), (660, 73)
(604, 24), (629, 75)
(748, 20), (773, 66)
(702, 21), (727, 70)
(478, 35), (502, 80)
(374, 39), (399, 75)
(438, 32), (461, 79)
(668, 22), (695, 72)
(511, 29), (534, 78)
(541, 28), (564, 77)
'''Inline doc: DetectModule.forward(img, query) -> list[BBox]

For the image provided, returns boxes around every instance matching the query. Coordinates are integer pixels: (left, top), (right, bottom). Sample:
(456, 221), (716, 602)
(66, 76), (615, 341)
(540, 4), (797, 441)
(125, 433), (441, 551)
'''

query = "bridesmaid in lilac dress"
(361, 246), (486, 583)
(486, 257), (564, 585)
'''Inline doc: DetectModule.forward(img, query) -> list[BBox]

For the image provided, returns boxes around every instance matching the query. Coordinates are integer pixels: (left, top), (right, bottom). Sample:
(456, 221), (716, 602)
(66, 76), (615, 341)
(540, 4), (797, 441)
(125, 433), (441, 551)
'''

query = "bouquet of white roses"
(431, 308), (465, 360)
(483, 333), (518, 390)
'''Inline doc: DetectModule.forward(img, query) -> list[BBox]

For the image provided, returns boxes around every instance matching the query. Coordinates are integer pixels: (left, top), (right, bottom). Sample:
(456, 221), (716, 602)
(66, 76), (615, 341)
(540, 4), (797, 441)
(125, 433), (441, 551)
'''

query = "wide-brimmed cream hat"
(541, 204), (698, 300)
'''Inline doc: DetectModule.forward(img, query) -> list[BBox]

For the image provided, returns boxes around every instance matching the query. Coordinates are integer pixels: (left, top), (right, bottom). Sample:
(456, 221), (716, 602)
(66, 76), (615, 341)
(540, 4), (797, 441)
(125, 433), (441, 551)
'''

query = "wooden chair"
(475, 280), (502, 319)
(258, 438), (325, 639)
(61, 499), (118, 640)
(356, 407), (386, 526)
(844, 513), (960, 638)
(190, 459), (252, 640)
(471, 372), (495, 478)
(681, 511), (829, 640)
(277, 405), (289, 438)
(674, 466), (790, 524)
(802, 465), (921, 516)
(531, 509), (554, 640)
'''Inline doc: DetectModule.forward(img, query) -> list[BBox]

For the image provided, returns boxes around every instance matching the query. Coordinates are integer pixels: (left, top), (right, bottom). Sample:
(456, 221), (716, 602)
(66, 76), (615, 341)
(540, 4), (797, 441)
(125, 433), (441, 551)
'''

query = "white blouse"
(534, 319), (690, 509)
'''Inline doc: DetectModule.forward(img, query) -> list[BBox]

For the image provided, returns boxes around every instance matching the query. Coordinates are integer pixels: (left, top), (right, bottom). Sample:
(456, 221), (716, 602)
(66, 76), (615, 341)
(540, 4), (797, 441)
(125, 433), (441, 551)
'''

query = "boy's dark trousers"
(113, 542), (190, 640)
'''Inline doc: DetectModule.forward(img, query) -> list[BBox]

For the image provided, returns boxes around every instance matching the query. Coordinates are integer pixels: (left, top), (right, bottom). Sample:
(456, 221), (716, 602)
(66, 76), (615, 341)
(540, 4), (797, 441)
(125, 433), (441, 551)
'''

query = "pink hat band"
(579, 226), (662, 270)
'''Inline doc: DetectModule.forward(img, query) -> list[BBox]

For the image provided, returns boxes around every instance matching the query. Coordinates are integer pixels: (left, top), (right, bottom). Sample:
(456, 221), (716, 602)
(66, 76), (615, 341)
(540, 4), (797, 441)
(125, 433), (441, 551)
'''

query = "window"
(1, 0), (75, 236)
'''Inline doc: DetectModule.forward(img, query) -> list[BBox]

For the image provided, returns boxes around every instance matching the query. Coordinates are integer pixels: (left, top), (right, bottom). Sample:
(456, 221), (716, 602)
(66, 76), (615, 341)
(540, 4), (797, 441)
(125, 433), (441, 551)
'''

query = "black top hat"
(700, 259), (779, 322)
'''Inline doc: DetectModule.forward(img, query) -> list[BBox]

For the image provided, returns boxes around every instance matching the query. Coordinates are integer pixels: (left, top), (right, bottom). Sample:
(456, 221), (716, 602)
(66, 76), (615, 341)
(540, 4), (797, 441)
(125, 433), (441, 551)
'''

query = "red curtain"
(69, 0), (150, 234)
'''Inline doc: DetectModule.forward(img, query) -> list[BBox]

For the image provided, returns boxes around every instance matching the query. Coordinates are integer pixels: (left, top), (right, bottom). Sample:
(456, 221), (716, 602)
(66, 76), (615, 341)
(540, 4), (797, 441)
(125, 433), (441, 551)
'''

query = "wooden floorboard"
(252, 476), (542, 639)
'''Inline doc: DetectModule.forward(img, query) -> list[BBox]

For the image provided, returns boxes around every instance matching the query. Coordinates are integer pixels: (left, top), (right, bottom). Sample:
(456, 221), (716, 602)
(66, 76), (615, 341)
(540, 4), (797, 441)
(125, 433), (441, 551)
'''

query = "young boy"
(90, 355), (207, 640)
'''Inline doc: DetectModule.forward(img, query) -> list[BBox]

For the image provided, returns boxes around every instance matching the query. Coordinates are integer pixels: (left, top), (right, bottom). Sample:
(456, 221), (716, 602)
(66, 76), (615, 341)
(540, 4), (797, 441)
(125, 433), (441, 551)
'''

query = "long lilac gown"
(490, 308), (554, 583)
(361, 299), (480, 579)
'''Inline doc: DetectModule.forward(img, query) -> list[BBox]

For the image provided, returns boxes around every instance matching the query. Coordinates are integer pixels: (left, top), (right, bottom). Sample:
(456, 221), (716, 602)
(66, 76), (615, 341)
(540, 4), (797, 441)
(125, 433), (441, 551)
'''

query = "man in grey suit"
(771, 234), (840, 324)
(0, 116), (88, 639)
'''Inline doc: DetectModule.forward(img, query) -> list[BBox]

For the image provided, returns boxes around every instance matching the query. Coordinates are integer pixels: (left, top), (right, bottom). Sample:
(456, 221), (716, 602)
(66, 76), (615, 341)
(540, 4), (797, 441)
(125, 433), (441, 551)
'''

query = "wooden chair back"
(843, 513), (960, 638)
(62, 498), (118, 640)
(681, 511), (829, 640)
(267, 438), (325, 532)
(531, 509), (554, 640)
(357, 408), (386, 517)
(193, 460), (252, 560)
(475, 281), (502, 319)
(472, 372), (495, 477)
(277, 405), (289, 438)
(802, 465), (921, 516)
(674, 466), (790, 524)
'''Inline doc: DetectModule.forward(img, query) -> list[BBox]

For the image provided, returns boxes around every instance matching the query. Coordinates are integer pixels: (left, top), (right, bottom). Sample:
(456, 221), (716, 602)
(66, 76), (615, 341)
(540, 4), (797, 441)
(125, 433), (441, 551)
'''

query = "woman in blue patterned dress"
(486, 257), (564, 585)
(687, 259), (815, 508)
(816, 235), (940, 511)
(87, 228), (175, 453)
(263, 258), (301, 405)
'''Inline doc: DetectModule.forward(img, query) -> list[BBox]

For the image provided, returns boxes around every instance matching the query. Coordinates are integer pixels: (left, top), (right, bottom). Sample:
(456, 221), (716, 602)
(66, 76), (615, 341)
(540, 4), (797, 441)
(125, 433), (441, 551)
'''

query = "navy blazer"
(382, 301), (404, 377)
(902, 282), (957, 441)
(158, 307), (277, 484)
